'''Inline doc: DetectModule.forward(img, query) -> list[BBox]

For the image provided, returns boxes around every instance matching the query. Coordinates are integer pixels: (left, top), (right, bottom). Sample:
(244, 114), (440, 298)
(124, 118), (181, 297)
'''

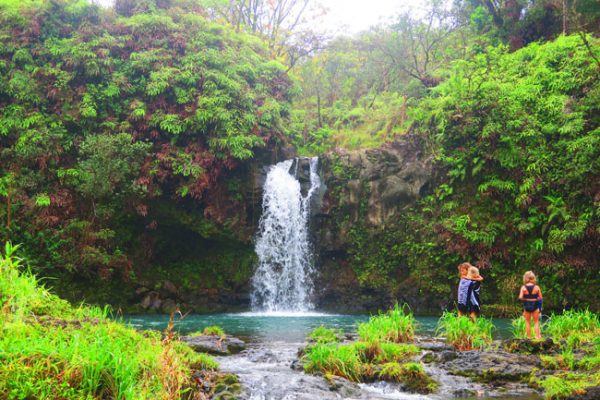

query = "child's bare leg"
(524, 312), (532, 339)
(469, 311), (477, 322)
(533, 310), (541, 340)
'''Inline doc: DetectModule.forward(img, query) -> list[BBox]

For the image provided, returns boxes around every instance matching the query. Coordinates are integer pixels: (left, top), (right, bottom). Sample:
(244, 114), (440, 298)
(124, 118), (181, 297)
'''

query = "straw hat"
(467, 266), (483, 280)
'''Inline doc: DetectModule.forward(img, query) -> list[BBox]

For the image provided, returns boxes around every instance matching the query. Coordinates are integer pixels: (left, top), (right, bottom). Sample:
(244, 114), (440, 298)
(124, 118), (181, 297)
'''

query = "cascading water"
(251, 157), (321, 312)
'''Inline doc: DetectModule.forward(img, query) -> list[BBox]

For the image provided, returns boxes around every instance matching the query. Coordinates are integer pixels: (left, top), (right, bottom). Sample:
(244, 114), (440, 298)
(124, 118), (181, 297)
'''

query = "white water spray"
(251, 158), (321, 312)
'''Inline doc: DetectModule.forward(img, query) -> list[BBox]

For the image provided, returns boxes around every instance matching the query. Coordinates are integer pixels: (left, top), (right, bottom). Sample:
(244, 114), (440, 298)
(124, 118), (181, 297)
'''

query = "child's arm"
(536, 286), (543, 300)
(518, 286), (525, 301)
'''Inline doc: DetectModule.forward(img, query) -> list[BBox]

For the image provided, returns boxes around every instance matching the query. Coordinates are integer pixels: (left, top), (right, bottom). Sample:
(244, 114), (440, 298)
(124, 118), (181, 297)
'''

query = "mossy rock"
(213, 373), (241, 400)
(503, 338), (557, 354)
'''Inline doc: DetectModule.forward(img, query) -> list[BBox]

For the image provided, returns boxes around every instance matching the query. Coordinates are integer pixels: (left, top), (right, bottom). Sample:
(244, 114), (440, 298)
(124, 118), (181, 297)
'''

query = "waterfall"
(251, 157), (321, 312)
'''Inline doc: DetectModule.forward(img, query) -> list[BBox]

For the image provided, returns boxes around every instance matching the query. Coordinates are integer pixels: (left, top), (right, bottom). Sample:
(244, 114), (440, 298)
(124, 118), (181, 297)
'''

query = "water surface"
(125, 312), (516, 340)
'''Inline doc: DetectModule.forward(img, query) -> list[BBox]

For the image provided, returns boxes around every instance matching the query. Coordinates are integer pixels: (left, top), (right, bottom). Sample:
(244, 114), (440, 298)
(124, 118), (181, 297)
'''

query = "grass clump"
(188, 325), (226, 338)
(511, 316), (528, 339)
(303, 305), (435, 393)
(534, 312), (600, 399)
(0, 243), (218, 399)
(436, 312), (494, 351)
(545, 310), (599, 341)
(378, 362), (437, 393)
(308, 325), (342, 343)
(202, 325), (226, 337)
(539, 372), (600, 399)
(303, 343), (364, 382)
(358, 303), (415, 343)
(351, 341), (419, 364)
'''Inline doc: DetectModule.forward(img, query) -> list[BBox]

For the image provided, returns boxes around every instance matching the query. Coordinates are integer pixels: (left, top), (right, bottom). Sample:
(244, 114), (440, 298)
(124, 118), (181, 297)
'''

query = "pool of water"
(124, 312), (516, 341)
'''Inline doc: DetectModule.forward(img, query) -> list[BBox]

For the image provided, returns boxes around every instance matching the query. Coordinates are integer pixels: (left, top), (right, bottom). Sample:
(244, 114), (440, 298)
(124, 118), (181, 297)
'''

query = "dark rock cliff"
(311, 135), (434, 312)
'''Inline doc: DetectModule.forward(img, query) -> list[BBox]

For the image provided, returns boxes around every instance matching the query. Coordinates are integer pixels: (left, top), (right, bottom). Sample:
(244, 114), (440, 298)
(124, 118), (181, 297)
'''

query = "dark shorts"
(523, 300), (543, 312)
(458, 303), (480, 313)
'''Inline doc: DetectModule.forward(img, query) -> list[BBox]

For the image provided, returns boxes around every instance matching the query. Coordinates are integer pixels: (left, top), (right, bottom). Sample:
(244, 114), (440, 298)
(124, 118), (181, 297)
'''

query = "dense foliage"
(315, 35), (599, 311)
(0, 0), (292, 287)
(404, 35), (600, 310)
(0, 0), (598, 313)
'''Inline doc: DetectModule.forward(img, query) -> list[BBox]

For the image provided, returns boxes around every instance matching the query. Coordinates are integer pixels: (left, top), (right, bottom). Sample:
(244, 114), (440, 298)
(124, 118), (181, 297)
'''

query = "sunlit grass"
(351, 341), (418, 364)
(191, 325), (225, 337)
(0, 243), (217, 399)
(436, 312), (493, 351)
(308, 325), (342, 344)
(378, 361), (438, 393)
(539, 372), (600, 399)
(358, 303), (416, 343)
(545, 310), (599, 341)
(303, 343), (364, 382)
(511, 316), (528, 339)
(303, 304), (434, 392)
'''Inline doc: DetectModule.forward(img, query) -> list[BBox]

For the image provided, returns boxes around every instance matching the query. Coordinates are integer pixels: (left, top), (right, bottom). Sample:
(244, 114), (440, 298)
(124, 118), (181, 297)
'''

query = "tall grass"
(303, 343), (364, 382)
(0, 242), (217, 399)
(358, 303), (416, 343)
(511, 316), (527, 339)
(303, 305), (435, 392)
(436, 312), (494, 351)
(308, 325), (342, 343)
(545, 310), (600, 341)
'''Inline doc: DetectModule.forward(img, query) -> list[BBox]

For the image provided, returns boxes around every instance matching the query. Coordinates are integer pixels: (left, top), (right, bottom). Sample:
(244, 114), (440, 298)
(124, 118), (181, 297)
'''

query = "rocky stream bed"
(180, 333), (554, 400)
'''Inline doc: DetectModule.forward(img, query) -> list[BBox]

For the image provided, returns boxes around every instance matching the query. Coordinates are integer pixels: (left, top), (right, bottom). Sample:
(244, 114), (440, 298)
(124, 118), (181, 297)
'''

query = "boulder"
(566, 385), (600, 400)
(326, 375), (361, 397)
(180, 334), (246, 355)
(442, 350), (540, 382)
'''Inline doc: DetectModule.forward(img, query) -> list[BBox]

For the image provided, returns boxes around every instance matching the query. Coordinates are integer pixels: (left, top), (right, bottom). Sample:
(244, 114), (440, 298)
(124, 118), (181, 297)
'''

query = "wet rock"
(139, 291), (163, 311)
(248, 348), (278, 363)
(439, 350), (458, 363)
(290, 358), (304, 371)
(213, 374), (241, 400)
(417, 337), (454, 352)
(453, 388), (478, 397)
(319, 136), (432, 228)
(566, 385), (600, 400)
(327, 375), (361, 397)
(421, 351), (437, 363)
(502, 338), (557, 354)
(180, 334), (246, 355)
(443, 350), (540, 382)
